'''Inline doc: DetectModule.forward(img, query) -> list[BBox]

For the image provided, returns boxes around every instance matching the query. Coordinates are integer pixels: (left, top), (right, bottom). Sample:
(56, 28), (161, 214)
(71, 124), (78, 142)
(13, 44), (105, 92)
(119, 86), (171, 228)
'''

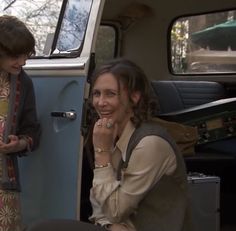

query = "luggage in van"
(188, 173), (220, 231)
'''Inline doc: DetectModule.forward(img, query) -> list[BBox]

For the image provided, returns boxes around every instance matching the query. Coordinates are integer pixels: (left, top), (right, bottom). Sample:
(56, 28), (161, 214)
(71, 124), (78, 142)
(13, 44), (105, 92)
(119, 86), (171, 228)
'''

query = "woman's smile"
(92, 73), (133, 133)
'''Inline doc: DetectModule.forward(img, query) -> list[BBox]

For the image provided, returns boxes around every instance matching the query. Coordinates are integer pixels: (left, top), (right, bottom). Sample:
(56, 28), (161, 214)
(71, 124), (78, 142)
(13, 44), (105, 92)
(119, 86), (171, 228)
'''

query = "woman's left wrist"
(94, 147), (112, 153)
(94, 162), (111, 168)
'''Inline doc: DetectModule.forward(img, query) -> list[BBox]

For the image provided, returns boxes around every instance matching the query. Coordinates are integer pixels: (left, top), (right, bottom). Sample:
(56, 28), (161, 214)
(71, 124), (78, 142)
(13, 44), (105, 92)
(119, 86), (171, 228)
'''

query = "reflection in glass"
(171, 9), (236, 74)
(55, 0), (93, 54)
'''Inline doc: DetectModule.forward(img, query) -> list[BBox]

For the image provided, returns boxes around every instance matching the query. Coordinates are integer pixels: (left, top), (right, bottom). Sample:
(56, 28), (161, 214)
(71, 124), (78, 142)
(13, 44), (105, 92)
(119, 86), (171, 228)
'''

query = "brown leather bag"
(152, 117), (198, 156)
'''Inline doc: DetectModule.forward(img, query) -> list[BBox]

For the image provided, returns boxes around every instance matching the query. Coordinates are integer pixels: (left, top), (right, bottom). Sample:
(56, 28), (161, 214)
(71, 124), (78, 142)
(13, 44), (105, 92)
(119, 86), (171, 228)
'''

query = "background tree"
(1, 0), (92, 56)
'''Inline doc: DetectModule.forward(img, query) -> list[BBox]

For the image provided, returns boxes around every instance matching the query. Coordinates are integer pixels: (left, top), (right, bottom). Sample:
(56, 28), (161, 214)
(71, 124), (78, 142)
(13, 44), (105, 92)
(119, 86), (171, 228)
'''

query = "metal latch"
(51, 110), (77, 120)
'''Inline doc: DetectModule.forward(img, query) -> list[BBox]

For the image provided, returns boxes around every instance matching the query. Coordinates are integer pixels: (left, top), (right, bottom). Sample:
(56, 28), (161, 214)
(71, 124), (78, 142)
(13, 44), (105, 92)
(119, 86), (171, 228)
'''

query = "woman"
(88, 58), (192, 231)
(0, 15), (40, 230)
(26, 58), (192, 231)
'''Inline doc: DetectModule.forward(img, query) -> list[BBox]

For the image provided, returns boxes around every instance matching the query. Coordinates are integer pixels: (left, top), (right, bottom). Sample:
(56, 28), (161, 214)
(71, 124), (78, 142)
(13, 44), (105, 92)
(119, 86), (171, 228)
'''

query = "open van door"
(0, 0), (104, 225)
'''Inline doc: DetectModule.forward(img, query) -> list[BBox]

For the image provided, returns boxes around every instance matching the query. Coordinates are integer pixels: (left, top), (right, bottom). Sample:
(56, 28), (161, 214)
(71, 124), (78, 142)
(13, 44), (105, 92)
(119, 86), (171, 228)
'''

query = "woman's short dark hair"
(0, 15), (35, 57)
(90, 58), (154, 127)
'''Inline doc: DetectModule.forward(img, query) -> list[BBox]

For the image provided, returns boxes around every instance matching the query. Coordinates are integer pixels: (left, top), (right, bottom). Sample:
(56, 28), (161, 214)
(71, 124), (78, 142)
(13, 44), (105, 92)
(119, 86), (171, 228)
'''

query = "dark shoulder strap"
(117, 122), (170, 180)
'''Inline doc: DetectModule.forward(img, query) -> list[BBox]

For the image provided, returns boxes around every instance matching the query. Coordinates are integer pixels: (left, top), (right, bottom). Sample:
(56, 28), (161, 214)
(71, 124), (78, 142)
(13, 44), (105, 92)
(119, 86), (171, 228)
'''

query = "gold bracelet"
(95, 162), (111, 168)
(94, 147), (111, 153)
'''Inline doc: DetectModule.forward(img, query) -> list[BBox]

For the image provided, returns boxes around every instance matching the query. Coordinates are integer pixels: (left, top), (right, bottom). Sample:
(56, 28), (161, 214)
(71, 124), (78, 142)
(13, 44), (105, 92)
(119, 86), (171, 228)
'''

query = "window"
(54, 0), (93, 57)
(171, 9), (236, 74)
(0, 0), (93, 57)
(95, 25), (118, 66)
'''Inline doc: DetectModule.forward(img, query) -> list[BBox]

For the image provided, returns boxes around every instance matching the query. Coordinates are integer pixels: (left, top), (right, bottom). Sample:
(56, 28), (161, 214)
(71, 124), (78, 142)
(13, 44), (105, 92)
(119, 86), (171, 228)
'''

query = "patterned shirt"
(0, 71), (22, 231)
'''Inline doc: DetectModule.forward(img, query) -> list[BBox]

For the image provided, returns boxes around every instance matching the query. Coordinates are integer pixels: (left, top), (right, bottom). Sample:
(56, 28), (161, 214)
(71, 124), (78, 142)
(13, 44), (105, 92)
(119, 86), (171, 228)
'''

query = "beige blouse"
(90, 120), (177, 231)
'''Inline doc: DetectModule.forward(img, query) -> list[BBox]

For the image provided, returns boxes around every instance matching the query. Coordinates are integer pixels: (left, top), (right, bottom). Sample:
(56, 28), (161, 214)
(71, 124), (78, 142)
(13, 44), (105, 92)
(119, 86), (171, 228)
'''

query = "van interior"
(81, 1), (236, 231)
(1, 0), (236, 230)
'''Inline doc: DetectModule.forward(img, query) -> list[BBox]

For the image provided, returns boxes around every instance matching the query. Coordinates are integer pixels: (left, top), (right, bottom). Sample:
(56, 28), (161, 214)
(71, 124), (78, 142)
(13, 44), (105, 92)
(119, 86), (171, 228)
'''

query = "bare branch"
(3, 0), (17, 11)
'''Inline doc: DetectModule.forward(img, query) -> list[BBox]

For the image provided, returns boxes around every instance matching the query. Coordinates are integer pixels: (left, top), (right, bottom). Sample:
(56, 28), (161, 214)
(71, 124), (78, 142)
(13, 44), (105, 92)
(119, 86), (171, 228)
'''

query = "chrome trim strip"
(24, 62), (85, 71)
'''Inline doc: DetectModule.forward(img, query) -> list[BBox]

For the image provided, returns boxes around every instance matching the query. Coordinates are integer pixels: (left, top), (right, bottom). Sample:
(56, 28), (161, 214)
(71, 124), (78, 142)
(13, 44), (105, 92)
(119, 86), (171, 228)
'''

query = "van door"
(0, 0), (104, 225)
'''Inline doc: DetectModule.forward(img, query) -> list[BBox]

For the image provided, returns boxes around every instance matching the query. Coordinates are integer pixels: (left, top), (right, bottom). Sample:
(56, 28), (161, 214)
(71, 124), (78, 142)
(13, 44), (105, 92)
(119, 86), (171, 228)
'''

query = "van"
(1, 0), (236, 230)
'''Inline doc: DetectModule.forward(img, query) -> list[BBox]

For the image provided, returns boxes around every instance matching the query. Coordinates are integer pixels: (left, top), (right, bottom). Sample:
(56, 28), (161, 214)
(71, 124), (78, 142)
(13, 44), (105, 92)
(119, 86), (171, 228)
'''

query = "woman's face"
(0, 54), (28, 75)
(92, 73), (134, 131)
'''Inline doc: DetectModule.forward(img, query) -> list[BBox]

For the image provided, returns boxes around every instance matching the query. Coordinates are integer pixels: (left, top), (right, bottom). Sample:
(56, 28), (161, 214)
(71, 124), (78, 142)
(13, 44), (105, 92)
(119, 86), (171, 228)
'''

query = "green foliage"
(171, 20), (189, 73)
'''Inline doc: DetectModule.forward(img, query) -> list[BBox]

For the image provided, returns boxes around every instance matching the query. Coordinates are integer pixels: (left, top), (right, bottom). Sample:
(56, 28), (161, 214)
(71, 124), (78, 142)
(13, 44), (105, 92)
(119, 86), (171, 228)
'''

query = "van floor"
(221, 191), (236, 231)
(221, 225), (236, 231)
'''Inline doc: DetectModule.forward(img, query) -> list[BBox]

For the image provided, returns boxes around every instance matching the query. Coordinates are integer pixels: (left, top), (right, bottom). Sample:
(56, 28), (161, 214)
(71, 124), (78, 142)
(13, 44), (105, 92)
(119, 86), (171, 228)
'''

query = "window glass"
(54, 0), (93, 55)
(95, 25), (117, 67)
(0, 0), (93, 57)
(171, 10), (236, 74)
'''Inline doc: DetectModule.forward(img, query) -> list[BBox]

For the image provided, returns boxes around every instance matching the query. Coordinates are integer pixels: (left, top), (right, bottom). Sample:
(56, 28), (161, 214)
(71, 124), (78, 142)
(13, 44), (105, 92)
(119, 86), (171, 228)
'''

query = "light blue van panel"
(18, 76), (87, 225)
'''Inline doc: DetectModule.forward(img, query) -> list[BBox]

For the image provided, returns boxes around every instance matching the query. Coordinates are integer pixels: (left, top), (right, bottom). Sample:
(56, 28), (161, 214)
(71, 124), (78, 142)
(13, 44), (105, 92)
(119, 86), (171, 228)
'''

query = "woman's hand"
(0, 135), (27, 154)
(93, 118), (117, 165)
(93, 118), (117, 151)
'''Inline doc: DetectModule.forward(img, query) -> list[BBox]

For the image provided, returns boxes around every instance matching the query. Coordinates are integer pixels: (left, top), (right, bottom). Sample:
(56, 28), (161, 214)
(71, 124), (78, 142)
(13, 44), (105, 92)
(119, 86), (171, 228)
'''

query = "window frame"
(169, 9), (236, 76)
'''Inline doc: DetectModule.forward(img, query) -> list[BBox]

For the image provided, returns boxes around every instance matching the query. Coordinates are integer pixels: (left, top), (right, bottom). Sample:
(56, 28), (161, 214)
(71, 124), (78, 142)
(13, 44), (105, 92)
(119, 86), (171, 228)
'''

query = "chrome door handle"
(51, 110), (77, 120)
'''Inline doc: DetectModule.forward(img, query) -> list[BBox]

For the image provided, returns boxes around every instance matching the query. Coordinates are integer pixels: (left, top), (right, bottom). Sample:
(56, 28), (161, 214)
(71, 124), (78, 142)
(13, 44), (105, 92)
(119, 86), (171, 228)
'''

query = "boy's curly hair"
(0, 15), (35, 57)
